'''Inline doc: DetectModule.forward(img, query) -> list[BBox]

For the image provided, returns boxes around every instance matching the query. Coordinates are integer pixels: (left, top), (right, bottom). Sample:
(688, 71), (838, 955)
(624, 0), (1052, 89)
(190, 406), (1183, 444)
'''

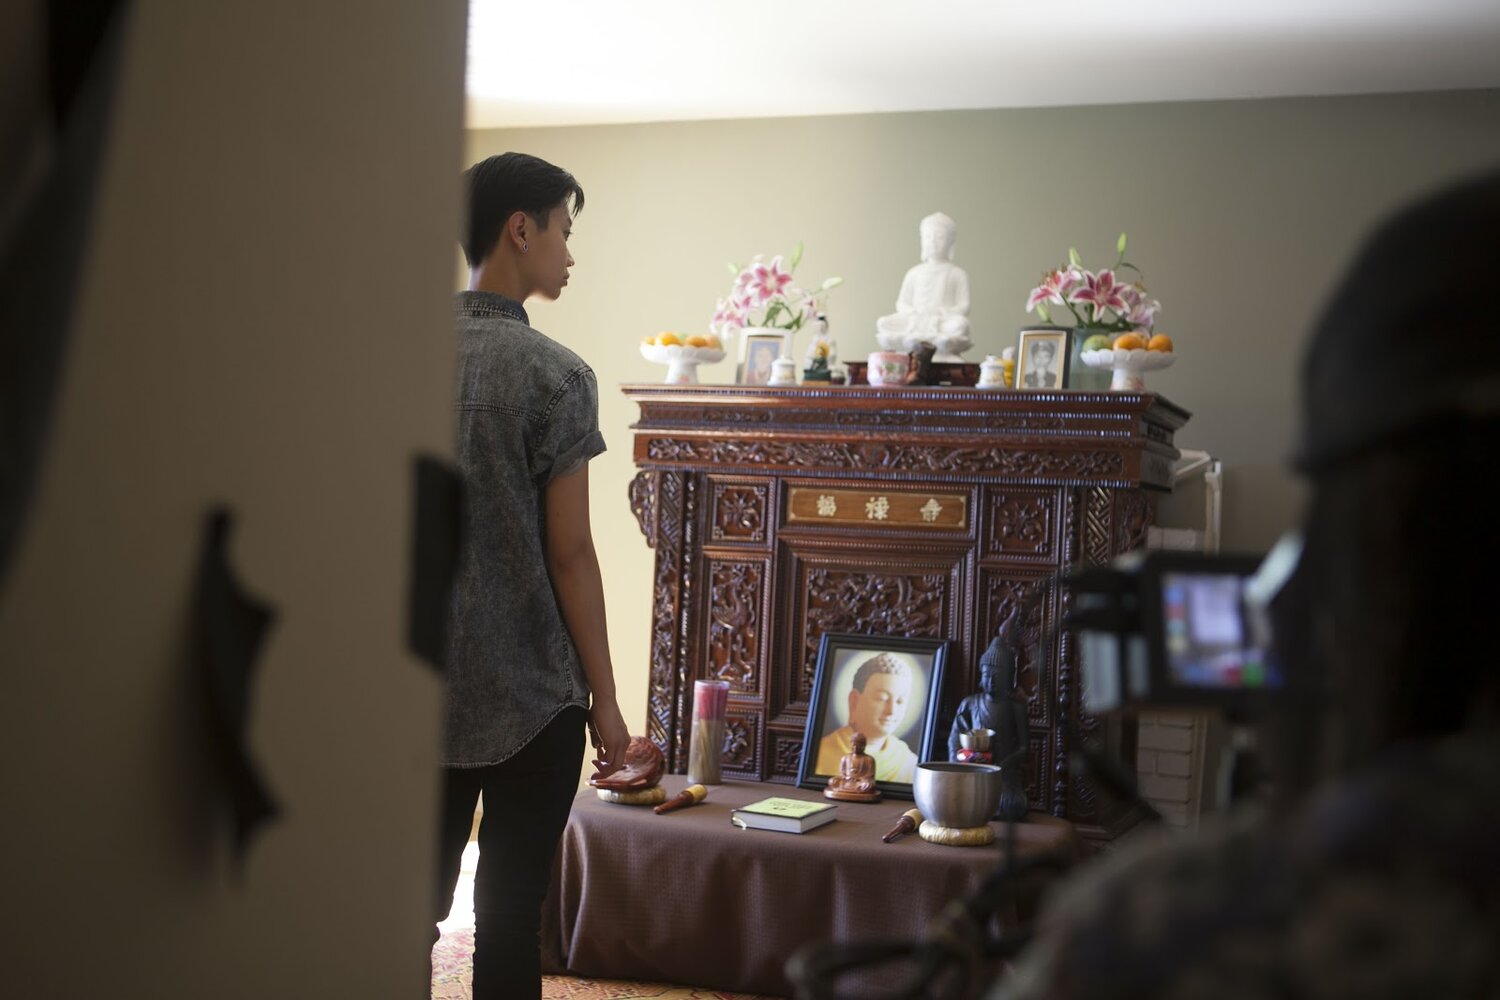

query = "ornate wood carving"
(629, 471), (657, 548)
(699, 409), (771, 424)
(1054, 488), (1084, 816)
(722, 713), (758, 774)
(985, 488), (1057, 560)
(1082, 485), (1113, 568)
(981, 573), (1053, 728)
(833, 411), (917, 427)
(646, 472), (684, 763)
(672, 475), (701, 770)
(626, 385), (1185, 843)
(630, 391), (1189, 448)
(647, 436), (1127, 480)
(707, 559), (763, 692)
(1027, 731), (1050, 813)
(1115, 488), (1157, 555)
(799, 567), (949, 704)
(710, 481), (768, 543)
(770, 730), (805, 780)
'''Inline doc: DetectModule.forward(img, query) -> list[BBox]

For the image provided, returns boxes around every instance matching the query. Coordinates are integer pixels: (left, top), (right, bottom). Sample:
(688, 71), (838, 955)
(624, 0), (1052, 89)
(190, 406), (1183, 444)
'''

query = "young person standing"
(436, 152), (629, 999)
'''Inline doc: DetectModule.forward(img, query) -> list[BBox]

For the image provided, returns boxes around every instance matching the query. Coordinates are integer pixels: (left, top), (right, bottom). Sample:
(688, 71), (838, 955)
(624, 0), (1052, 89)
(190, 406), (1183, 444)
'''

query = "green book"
(730, 796), (838, 834)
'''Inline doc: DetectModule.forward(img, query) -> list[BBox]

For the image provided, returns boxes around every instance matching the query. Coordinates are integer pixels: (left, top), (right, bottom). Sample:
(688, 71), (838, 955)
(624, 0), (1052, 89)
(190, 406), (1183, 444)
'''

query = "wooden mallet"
(653, 784), (709, 814)
(882, 808), (924, 843)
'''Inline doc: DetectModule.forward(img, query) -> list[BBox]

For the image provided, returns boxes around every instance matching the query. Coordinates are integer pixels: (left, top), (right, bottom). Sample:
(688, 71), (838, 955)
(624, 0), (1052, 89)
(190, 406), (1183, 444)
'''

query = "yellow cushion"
(596, 786), (667, 806)
(918, 820), (996, 847)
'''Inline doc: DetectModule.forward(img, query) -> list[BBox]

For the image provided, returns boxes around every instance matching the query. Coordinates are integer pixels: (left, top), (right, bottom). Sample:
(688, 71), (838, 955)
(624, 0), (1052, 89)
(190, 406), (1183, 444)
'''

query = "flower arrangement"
(710, 242), (843, 338)
(1025, 233), (1161, 335)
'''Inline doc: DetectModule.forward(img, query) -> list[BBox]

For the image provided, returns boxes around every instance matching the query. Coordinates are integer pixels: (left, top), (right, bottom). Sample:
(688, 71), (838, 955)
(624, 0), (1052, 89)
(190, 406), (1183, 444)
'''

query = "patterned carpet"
(432, 842), (779, 1000)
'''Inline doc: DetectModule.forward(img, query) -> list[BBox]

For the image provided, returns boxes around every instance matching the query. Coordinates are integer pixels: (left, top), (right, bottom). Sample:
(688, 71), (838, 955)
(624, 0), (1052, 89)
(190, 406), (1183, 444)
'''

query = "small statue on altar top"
(802, 313), (836, 382)
(825, 731), (881, 802)
(875, 212), (974, 362)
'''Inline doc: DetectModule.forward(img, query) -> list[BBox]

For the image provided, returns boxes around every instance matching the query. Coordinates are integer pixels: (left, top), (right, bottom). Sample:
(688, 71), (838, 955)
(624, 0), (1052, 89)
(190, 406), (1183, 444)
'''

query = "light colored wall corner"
(464, 90), (1500, 777)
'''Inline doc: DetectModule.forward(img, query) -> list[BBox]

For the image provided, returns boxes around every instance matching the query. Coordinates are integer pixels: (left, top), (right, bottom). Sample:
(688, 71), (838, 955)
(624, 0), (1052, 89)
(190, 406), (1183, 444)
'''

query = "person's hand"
(587, 698), (630, 779)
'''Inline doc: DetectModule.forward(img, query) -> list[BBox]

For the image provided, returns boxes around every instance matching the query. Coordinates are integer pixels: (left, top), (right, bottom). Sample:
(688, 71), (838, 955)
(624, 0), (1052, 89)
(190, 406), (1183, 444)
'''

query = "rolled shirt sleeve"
(532, 366), (607, 485)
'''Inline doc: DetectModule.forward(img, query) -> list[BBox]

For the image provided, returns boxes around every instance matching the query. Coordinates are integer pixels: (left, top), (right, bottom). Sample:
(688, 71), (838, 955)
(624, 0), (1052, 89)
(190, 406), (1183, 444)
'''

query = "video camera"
(1064, 541), (1299, 716)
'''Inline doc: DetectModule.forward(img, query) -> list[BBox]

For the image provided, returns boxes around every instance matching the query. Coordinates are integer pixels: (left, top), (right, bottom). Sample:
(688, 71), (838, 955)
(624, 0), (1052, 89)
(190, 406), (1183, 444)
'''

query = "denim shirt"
(443, 291), (606, 767)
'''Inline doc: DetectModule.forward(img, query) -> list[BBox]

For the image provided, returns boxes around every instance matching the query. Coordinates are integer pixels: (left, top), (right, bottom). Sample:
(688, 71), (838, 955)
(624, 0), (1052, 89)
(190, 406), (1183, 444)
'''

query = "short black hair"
(462, 152), (585, 267)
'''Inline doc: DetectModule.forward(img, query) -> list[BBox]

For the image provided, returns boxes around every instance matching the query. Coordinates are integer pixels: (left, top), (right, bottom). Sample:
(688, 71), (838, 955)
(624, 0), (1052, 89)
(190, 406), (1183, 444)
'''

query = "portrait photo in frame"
(737, 330), (790, 386)
(1015, 327), (1071, 390)
(797, 633), (950, 800)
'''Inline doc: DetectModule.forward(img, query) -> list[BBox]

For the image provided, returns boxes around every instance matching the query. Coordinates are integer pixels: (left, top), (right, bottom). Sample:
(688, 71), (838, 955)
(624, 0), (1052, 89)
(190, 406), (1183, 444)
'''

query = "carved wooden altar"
(624, 384), (1189, 846)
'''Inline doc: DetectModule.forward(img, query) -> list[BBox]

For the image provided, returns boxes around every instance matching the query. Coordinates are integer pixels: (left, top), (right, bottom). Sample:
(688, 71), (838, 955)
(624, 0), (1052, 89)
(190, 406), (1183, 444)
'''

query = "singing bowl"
(913, 762), (1003, 829)
(958, 728), (996, 752)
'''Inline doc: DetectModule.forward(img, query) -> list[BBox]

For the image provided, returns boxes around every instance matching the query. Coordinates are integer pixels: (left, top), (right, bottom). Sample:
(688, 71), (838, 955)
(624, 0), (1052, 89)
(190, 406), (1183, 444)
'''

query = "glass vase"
(1067, 328), (1112, 390)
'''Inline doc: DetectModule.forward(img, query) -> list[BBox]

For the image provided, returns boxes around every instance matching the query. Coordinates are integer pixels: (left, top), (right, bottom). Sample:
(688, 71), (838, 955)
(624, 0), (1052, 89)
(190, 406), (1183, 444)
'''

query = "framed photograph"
(797, 632), (951, 800)
(1015, 327), (1071, 390)
(737, 330), (790, 386)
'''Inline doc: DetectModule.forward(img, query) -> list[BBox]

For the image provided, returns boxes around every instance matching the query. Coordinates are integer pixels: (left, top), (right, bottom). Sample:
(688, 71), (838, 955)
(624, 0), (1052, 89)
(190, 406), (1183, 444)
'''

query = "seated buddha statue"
(875, 212), (974, 362)
(825, 731), (881, 802)
(948, 614), (1031, 821)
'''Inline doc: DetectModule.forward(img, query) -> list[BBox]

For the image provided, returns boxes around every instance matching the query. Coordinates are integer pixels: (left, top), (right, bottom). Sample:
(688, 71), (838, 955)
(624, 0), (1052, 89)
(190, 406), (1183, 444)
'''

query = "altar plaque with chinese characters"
(787, 487), (966, 528)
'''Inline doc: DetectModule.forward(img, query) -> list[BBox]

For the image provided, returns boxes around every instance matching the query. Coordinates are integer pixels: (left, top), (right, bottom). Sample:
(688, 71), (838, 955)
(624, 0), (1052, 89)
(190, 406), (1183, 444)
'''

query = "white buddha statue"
(875, 212), (973, 362)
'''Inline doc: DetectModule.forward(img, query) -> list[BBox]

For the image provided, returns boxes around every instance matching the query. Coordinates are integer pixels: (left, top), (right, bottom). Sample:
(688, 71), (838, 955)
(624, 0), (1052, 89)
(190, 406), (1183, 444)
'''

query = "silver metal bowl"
(912, 762), (1002, 828)
(958, 728), (996, 752)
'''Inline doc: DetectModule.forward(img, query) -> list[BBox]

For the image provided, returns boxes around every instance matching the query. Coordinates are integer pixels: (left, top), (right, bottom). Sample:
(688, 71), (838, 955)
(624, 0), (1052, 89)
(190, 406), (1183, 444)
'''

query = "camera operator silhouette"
(990, 170), (1500, 999)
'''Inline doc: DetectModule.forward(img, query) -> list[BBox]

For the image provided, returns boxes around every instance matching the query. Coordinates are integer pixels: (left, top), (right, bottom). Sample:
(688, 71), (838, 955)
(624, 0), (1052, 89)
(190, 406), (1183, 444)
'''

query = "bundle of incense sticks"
(687, 679), (730, 784)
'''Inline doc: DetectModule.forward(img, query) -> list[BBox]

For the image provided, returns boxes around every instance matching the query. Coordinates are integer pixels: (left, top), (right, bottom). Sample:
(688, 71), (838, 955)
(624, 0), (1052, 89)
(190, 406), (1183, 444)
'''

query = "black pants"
(434, 706), (586, 1000)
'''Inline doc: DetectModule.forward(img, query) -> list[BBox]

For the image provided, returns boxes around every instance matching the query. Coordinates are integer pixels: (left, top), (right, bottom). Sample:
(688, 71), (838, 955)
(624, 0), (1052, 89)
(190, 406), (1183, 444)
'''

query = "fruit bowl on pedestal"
(640, 341), (726, 384)
(1079, 347), (1176, 391)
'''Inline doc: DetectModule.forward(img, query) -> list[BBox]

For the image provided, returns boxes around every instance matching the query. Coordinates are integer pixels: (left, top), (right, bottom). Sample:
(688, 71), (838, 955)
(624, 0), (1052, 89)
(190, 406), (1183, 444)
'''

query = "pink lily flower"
(744, 255), (795, 304)
(1116, 284), (1160, 327)
(1025, 269), (1078, 312)
(1069, 269), (1130, 322)
(710, 296), (748, 335)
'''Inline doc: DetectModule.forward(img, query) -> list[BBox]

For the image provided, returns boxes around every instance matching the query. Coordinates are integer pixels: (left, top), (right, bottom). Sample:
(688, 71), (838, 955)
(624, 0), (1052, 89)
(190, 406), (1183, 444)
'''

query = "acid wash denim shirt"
(444, 290), (606, 767)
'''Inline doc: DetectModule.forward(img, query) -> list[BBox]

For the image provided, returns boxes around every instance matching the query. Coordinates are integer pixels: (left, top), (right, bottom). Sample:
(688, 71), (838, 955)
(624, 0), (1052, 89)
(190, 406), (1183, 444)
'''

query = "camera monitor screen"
(1160, 570), (1277, 691)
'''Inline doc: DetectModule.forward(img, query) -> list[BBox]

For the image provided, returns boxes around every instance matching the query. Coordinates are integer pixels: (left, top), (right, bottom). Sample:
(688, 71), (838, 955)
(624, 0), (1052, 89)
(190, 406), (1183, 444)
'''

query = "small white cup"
(767, 356), (798, 386)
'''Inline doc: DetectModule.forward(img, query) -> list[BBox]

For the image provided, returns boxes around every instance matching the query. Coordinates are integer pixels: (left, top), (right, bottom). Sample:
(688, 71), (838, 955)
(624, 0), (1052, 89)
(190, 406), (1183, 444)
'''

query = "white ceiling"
(465, 0), (1500, 129)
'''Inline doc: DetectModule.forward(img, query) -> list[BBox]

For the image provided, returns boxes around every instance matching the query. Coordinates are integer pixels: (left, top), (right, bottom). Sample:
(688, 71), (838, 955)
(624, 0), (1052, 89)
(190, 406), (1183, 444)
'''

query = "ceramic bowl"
(912, 761), (1002, 828)
(866, 350), (912, 386)
(1079, 347), (1176, 391)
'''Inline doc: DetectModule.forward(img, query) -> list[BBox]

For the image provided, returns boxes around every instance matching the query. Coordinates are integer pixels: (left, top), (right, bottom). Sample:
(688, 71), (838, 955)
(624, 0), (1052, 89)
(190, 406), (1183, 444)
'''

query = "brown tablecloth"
(540, 776), (1080, 996)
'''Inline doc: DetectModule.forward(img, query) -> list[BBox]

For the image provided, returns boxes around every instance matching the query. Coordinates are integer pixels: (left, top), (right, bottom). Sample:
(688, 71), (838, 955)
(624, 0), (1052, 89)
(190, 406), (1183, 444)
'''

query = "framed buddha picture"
(797, 632), (950, 800)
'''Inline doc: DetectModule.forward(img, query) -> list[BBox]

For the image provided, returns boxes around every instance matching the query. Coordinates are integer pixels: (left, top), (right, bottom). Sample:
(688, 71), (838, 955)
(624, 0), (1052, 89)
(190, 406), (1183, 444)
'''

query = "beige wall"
(0, 2), (465, 996)
(467, 90), (1500, 743)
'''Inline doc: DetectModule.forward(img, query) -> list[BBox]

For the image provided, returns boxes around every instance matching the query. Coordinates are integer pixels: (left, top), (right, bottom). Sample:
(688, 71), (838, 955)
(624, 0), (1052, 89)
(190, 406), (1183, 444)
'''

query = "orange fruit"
(1147, 333), (1174, 352)
(704, 334), (722, 350)
(1113, 332), (1146, 351)
(657, 332), (682, 347)
(686, 335), (710, 348)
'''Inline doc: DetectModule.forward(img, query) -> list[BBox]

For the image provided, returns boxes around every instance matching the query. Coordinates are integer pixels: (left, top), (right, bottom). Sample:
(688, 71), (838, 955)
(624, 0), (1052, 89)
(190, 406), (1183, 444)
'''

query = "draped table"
(540, 775), (1081, 996)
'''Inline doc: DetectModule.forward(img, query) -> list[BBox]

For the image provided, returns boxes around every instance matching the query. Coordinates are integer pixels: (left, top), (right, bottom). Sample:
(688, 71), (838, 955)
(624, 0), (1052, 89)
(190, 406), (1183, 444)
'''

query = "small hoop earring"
(521, 241), (529, 253)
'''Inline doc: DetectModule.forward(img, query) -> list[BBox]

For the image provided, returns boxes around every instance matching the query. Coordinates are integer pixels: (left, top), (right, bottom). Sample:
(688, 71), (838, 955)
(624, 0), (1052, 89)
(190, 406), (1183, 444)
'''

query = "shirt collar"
(457, 290), (529, 326)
